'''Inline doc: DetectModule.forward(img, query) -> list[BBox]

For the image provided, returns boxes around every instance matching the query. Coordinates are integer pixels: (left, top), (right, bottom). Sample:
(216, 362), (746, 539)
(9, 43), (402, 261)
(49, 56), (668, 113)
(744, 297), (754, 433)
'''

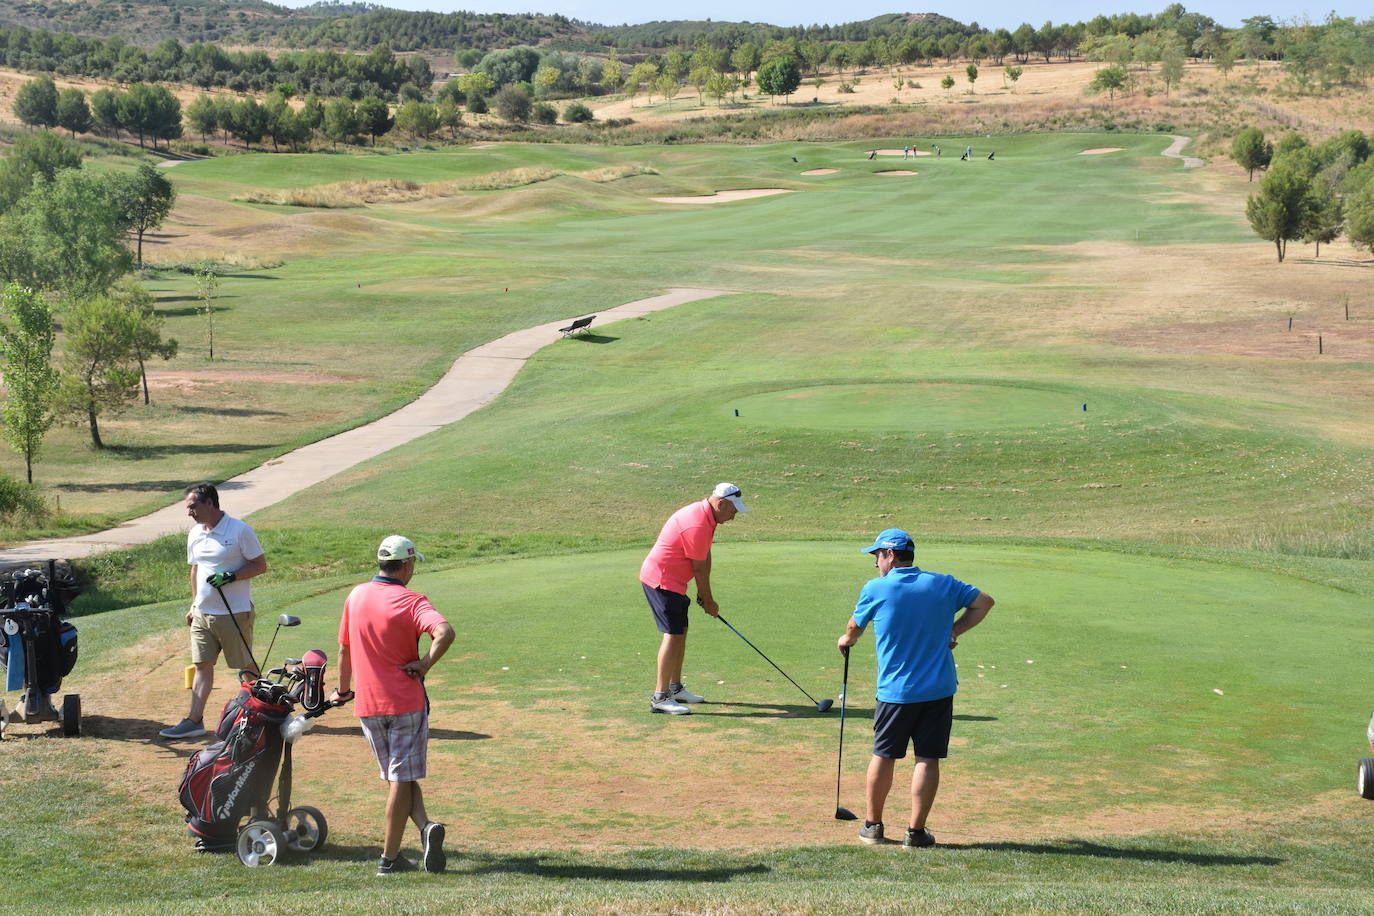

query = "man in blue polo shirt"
(837, 528), (994, 848)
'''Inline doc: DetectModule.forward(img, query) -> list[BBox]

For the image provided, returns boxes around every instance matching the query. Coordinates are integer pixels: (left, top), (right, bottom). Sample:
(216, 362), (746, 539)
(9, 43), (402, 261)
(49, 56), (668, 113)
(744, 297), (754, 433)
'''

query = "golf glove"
(207, 571), (236, 587)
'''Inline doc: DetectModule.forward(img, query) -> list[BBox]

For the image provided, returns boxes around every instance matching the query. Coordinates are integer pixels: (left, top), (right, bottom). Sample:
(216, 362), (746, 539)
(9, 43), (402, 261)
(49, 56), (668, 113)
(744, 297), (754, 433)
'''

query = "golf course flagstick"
(701, 599), (833, 712)
(834, 648), (858, 820)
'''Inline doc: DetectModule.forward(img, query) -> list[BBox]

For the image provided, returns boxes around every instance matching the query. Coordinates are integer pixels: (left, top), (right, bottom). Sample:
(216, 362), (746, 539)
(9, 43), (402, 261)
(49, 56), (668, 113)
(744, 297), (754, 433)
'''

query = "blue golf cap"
(862, 527), (914, 554)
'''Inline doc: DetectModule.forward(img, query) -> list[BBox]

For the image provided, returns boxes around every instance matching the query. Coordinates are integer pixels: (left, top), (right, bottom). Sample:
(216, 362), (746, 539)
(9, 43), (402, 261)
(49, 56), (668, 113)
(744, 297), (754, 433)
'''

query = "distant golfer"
(333, 535), (455, 875)
(160, 483), (267, 740)
(640, 483), (746, 715)
(987, 151), (995, 160)
(836, 528), (994, 848)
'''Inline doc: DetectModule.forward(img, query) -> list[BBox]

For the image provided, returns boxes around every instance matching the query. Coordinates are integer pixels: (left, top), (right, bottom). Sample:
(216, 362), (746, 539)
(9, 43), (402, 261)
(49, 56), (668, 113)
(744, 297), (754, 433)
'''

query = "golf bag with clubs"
(0, 563), (81, 738)
(178, 632), (340, 863)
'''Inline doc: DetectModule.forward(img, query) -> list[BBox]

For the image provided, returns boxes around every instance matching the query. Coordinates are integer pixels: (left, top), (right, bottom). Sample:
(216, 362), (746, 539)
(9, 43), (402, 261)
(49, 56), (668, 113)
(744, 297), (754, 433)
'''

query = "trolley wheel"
(283, 805), (328, 853)
(1359, 759), (1374, 800)
(61, 694), (80, 737)
(237, 819), (288, 866)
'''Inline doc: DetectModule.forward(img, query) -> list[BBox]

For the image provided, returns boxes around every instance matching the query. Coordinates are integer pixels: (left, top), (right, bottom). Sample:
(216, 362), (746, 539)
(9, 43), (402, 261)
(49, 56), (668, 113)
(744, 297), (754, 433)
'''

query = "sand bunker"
(801, 168), (841, 176)
(870, 149), (933, 157)
(874, 170), (918, 176)
(651, 188), (792, 204)
(1080, 147), (1125, 155)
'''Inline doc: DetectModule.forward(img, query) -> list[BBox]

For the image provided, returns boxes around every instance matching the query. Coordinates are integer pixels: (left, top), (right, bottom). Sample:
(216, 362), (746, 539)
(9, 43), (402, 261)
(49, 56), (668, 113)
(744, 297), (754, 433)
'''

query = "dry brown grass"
(231, 163), (658, 208)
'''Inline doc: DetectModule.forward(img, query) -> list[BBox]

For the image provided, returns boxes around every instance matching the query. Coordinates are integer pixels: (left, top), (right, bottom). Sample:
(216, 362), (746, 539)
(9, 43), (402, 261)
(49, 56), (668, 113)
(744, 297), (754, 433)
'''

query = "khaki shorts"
(190, 608), (256, 669)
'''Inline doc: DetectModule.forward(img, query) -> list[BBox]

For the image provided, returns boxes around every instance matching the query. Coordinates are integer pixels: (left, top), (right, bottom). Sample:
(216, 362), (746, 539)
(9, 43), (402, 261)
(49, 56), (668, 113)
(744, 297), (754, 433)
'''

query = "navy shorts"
(873, 695), (954, 759)
(643, 583), (690, 635)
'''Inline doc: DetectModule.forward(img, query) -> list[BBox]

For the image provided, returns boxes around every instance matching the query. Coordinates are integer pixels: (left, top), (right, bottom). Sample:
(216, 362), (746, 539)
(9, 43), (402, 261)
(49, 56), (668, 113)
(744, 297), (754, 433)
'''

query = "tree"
(0, 169), (131, 299)
(110, 162), (176, 269)
(602, 49), (623, 92)
(1301, 185), (1343, 257)
(14, 76), (59, 130)
(493, 85), (531, 122)
(627, 62), (659, 104)
(437, 99), (463, 137)
(657, 75), (680, 107)
(0, 283), (58, 482)
(456, 71), (494, 107)
(186, 93), (219, 143)
(108, 278), (176, 405)
(1088, 65), (1128, 101)
(532, 65), (561, 98)
(940, 74), (955, 94)
(228, 96), (269, 149)
(689, 66), (713, 104)
(1345, 177), (1374, 253)
(57, 293), (141, 449)
(1160, 47), (1185, 95)
(394, 100), (440, 140)
(966, 63), (979, 92)
(356, 96), (394, 145)
(756, 57), (801, 104)
(1246, 160), (1318, 261)
(194, 262), (219, 360)
(705, 73), (736, 107)
(90, 88), (122, 138)
(732, 43), (762, 84)
(1231, 127), (1273, 181)
(0, 130), (82, 214)
(55, 88), (92, 137)
(323, 98), (359, 148)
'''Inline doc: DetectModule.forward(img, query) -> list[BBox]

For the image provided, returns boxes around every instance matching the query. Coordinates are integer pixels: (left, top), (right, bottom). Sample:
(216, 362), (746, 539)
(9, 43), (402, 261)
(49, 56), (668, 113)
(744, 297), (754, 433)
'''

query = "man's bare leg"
(910, 757), (940, 829)
(655, 632), (687, 693)
(865, 754), (896, 825)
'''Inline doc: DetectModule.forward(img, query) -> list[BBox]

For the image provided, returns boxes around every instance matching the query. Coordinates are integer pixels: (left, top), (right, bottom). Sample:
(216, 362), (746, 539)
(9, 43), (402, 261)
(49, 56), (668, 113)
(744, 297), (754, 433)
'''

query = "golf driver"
(259, 614), (301, 671)
(834, 648), (858, 820)
(702, 600), (833, 712)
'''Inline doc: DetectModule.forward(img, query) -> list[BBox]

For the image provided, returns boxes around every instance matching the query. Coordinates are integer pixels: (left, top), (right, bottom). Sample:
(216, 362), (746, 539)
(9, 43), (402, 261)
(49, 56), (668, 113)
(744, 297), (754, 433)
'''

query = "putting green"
(728, 381), (1103, 432)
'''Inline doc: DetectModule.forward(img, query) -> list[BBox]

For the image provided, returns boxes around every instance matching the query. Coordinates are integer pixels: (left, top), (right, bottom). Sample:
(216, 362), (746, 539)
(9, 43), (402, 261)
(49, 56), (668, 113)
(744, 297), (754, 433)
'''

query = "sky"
(278, 1), (1368, 30)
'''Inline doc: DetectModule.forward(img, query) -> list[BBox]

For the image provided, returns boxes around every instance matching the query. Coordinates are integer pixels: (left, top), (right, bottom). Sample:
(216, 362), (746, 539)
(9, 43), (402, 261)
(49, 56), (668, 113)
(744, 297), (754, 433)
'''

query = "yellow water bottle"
(184, 665), (195, 689)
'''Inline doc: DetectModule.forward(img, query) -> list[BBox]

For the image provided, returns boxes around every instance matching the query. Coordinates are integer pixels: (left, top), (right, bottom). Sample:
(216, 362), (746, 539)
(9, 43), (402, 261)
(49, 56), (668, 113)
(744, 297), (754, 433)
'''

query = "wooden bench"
(558, 315), (596, 337)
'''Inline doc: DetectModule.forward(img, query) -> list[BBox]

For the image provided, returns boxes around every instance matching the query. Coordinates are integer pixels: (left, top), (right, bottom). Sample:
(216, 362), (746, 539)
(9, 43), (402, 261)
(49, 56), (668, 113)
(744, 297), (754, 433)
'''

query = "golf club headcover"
(206, 571), (236, 588)
(301, 648), (328, 713)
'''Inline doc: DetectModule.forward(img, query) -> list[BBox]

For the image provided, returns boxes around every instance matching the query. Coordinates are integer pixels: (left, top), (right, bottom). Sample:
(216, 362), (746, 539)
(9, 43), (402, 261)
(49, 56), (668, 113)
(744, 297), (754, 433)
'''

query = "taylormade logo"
(215, 760), (256, 819)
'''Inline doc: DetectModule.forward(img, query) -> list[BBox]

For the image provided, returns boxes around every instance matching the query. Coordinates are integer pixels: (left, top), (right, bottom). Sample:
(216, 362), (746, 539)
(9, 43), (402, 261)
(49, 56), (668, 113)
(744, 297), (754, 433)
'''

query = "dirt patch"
(874, 170), (918, 175)
(800, 168), (841, 176)
(144, 369), (359, 394)
(650, 189), (793, 204)
(1080, 147), (1126, 155)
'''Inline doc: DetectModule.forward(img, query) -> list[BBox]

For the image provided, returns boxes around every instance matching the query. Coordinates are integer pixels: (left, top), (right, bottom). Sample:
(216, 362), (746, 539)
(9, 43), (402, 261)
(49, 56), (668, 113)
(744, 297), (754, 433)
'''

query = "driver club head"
(278, 614), (301, 627)
(835, 807), (859, 821)
(817, 698), (834, 713)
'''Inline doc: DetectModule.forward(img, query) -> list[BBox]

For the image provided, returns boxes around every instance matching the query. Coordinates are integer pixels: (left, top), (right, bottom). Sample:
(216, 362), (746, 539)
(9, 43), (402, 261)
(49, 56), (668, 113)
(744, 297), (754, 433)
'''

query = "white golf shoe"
(650, 693), (691, 715)
(669, 682), (705, 704)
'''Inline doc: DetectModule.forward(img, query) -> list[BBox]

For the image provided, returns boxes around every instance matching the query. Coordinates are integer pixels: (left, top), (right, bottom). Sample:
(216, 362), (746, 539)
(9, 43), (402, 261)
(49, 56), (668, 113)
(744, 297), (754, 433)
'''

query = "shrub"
(0, 474), (48, 525)
(467, 94), (489, 114)
(531, 102), (557, 125)
(838, 82), (856, 94)
(494, 85), (531, 123)
(564, 101), (594, 123)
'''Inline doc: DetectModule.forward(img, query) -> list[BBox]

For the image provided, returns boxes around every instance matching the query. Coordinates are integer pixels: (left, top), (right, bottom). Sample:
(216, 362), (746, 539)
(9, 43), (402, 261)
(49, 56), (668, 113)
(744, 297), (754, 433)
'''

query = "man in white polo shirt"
(159, 482), (268, 739)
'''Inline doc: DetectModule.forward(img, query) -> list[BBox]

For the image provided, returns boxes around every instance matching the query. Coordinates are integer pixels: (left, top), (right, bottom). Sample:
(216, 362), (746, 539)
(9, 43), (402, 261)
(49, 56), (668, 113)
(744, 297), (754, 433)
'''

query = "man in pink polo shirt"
(333, 535), (455, 876)
(640, 482), (746, 715)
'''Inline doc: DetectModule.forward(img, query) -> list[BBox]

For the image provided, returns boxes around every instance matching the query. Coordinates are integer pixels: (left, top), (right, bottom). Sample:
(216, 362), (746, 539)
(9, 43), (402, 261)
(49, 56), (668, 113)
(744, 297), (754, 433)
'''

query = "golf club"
(259, 613), (301, 671)
(834, 648), (858, 820)
(213, 582), (262, 675)
(702, 599), (833, 712)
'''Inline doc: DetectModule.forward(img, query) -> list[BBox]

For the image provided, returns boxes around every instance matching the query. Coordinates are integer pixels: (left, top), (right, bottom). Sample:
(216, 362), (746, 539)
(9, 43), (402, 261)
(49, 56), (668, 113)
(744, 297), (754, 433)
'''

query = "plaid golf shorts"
(360, 707), (429, 782)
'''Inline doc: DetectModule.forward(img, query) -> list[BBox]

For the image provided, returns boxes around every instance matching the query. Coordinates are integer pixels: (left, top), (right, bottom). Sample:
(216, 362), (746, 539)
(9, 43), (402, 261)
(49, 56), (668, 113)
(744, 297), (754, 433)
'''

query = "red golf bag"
(178, 683), (292, 850)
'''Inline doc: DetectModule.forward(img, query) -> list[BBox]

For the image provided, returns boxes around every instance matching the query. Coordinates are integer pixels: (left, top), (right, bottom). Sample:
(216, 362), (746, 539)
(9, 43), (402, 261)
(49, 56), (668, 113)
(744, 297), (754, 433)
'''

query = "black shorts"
(873, 695), (954, 760)
(644, 584), (690, 635)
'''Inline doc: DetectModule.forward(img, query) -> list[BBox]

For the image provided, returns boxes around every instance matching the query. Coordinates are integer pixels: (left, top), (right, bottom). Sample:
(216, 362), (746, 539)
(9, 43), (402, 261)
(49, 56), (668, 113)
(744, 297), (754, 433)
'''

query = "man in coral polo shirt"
(639, 482), (746, 715)
(333, 535), (455, 876)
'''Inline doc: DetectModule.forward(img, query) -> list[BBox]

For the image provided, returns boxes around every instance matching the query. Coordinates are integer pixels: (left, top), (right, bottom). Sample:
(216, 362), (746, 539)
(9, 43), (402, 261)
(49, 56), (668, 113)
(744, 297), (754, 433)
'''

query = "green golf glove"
(207, 571), (237, 588)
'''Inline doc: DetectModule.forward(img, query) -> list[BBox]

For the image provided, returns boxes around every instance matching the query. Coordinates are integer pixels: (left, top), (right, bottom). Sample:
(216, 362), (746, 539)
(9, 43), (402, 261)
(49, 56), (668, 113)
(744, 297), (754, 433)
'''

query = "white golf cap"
(377, 535), (424, 562)
(712, 482), (747, 512)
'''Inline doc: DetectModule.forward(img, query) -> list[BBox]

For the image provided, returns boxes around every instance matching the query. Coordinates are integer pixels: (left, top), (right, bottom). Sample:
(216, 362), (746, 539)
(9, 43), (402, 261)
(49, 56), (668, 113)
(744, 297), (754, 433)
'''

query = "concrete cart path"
(1163, 135), (1203, 168)
(2, 287), (734, 567)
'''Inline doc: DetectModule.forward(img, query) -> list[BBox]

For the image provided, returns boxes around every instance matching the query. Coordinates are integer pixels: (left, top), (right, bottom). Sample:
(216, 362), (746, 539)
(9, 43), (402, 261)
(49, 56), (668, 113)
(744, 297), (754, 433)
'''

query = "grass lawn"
(3, 132), (1374, 913)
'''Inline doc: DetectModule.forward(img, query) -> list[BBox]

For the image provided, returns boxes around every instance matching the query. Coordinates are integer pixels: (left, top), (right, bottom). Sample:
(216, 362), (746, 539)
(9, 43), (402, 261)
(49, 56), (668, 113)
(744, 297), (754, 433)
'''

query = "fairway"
(4, 130), (1374, 913)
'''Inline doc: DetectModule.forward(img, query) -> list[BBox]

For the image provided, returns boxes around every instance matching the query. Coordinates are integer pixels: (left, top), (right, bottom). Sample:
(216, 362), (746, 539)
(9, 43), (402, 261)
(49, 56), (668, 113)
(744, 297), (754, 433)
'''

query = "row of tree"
(16, 77), (183, 149)
(1237, 127), (1374, 261)
(0, 131), (181, 480)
